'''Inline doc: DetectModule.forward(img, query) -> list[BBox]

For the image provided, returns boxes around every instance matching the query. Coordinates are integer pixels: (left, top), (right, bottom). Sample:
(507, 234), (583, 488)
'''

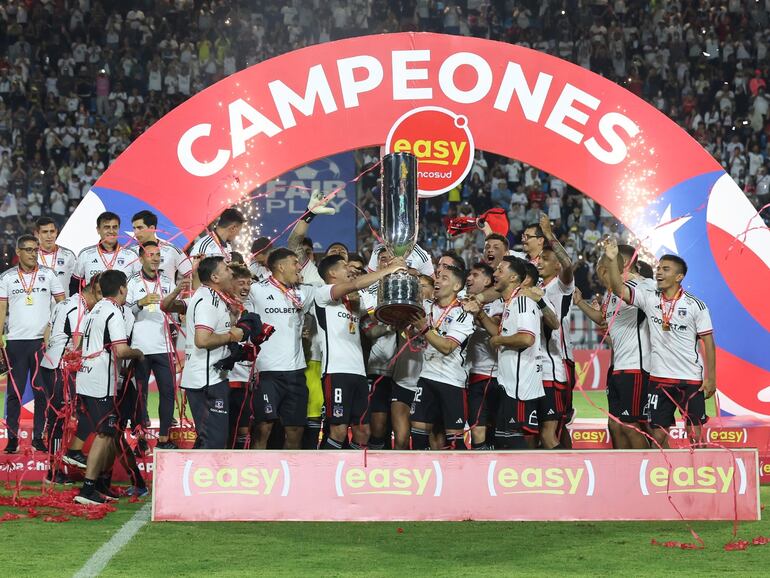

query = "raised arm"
(603, 239), (632, 305)
(540, 212), (573, 285)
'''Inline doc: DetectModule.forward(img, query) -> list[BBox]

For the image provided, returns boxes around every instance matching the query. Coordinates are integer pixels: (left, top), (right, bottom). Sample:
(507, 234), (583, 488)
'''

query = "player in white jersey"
(248, 237), (271, 282)
(35, 217), (77, 297)
(463, 262), (505, 449)
(605, 240), (716, 447)
(74, 270), (144, 505)
(536, 214), (576, 447)
(126, 241), (189, 448)
(486, 257), (543, 449)
(131, 210), (193, 281)
(574, 246), (652, 449)
(224, 264), (260, 448)
(409, 265), (474, 450)
(74, 211), (140, 287)
(187, 207), (245, 264)
(367, 242), (434, 276)
(180, 257), (245, 449)
(0, 235), (65, 454)
(312, 254), (407, 450)
(40, 275), (101, 482)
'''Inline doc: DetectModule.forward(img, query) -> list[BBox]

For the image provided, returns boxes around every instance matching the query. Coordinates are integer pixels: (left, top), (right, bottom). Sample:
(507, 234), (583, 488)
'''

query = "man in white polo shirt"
(131, 210), (193, 281)
(126, 241), (189, 449)
(0, 235), (65, 453)
(188, 208), (245, 263)
(180, 256), (244, 449)
(74, 211), (139, 288)
(35, 216), (77, 297)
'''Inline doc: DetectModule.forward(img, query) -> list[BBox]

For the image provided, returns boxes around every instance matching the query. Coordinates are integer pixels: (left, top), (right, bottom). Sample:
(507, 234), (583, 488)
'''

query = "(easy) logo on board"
(385, 106), (474, 198)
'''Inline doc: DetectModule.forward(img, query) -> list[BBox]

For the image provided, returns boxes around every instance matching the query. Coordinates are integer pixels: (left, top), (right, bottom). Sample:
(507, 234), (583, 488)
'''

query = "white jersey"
(249, 261), (270, 282)
(126, 271), (176, 355)
(392, 330), (424, 392)
(246, 277), (316, 372)
(229, 296), (255, 383)
(537, 294), (568, 383)
(541, 275), (575, 362)
(603, 280), (652, 372)
(42, 294), (88, 370)
(361, 287), (397, 376)
(130, 239), (192, 281)
(300, 259), (323, 286)
(38, 246), (77, 296)
(76, 298), (131, 397)
(74, 243), (139, 282)
(465, 298), (504, 377)
(497, 293), (544, 400)
(367, 243), (434, 276)
(180, 286), (232, 389)
(314, 285), (366, 376)
(0, 266), (64, 340)
(628, 281), (713, 382)
(188, 231), (231, 262)
(419, 299), (474, 388)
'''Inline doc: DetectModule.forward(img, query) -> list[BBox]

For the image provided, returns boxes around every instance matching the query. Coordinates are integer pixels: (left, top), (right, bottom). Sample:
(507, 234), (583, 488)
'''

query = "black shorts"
(391, 383), (417, 405)
(253, 370), (308, 427)
(467, 375), (500, 427)
(77, 394), (120, 437)
(229, 385), (252, 429)
(537, 381), (568, 422)
(410, 378), (467, 428)
(648, 377), (708, 428)
(324, 373), (370, 425)
(497, 391), (540, 434)
(368, 374), (394, 414)
(607, 370), (649, 423)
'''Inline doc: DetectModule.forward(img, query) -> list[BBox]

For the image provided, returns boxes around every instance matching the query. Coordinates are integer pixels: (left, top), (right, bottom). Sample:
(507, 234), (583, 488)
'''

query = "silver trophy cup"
(375, 152), (424, 326)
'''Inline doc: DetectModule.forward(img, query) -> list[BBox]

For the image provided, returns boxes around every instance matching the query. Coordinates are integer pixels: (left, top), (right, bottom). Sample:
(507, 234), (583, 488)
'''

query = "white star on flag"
(642, 204), (691, 255)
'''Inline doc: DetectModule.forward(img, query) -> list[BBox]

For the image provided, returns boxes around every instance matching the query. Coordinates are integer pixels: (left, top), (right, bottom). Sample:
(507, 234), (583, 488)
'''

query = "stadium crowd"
(0, 0), (755, 503)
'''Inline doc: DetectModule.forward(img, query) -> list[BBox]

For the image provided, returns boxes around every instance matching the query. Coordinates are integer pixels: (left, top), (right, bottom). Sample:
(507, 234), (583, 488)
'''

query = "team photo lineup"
(0, 184), (716, 506)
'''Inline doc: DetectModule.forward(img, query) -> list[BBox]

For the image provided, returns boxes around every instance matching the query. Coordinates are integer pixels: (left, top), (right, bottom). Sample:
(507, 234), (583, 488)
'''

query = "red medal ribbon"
(430, 297), (460, 333)
(660, 287), (683, 329)
(498, 287), (521, 335)
(39, 247), (58, 269)
(18, 266), (38, 297)
(268, 276), (303, 310)
(97, 242), (121, 271)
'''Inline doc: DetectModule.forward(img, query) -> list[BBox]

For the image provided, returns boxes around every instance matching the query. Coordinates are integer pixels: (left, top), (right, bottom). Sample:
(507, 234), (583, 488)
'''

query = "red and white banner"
(152, 449), (759, 522)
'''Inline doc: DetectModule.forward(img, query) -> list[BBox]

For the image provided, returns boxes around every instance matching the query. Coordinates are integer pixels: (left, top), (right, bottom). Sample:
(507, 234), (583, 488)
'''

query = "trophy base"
(375, 272), (424, 326)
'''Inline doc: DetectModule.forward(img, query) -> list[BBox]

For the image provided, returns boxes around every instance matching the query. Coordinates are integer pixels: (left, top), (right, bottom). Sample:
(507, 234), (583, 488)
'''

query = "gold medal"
(147, 303), (158, 313)
(348, 320), (356, 334)
(662, 322), (671, 332)
(25, 295), (33, 306)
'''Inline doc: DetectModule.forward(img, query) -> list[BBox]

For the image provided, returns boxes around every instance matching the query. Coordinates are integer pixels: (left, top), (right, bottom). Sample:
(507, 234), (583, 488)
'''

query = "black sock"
(368, 436), (385, 450)
(82, 478), (96, 493)
(96, 472), (112, 492)
(349, 441), (367, 451)
(410, 428), (430, 450)
(471, 441), (489, 450)
(446, 434), (467, 450)
(302, 418), (322, 450)
(495, 431), (529, 450)
(322, 437), (344, 450)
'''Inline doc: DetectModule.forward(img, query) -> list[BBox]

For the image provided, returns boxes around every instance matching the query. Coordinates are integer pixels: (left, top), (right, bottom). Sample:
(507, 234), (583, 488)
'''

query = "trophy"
(375, 152), (425, 326)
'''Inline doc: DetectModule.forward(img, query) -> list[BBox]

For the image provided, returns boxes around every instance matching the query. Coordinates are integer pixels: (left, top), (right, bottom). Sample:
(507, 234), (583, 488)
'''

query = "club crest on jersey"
(57, 258), (65, 266)
(678, 308), (687, 318)
(214, 399), (224, 410)
(332, 405), (344, 418)
(118, 258), (125, 265)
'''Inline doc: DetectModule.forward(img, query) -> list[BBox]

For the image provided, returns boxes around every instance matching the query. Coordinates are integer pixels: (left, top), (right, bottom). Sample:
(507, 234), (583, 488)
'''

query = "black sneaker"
(44, 470), (72, 485)
(74, 489), (108, 505)
(62, 450), (88, 469)
(4, 438), (18, 454)
(31, 438), (47, 452)
(97, 486), (120, 502)
(155, 440), (178, 450)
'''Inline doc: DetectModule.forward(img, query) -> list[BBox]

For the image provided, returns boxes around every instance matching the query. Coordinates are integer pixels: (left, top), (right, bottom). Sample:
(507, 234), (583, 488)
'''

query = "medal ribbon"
(18, 267), (38, 297)
(660, 287), (683, 328)
(39, 247), (58, 269)
(268, 276), (302, 310)
(498, 287), (521, 335)
(97, 242), (121, 270)
(430, 298), (460, 333)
